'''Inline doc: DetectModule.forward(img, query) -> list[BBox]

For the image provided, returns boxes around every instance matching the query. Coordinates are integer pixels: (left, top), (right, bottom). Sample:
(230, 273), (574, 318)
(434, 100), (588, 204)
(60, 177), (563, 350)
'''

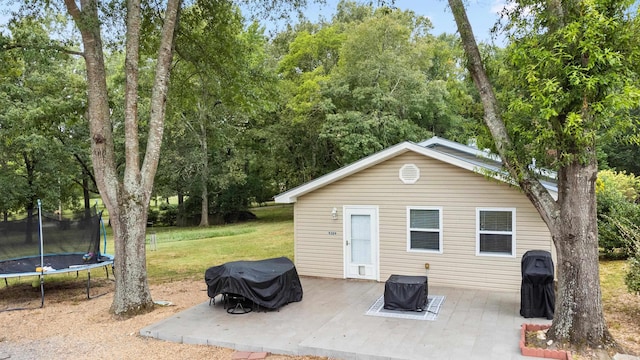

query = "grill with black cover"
(520, 250), (555, 319)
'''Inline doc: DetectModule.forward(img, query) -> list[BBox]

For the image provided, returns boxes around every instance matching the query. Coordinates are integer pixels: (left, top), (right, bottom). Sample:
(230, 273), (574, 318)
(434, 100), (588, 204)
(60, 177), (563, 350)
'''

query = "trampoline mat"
(0, 254), (103, 274)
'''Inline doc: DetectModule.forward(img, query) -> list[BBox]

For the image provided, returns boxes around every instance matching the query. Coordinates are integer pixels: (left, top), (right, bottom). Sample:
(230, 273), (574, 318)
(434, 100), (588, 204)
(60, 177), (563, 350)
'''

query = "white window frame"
(476, 208), (516, 257)
(406, 206), (443, 254)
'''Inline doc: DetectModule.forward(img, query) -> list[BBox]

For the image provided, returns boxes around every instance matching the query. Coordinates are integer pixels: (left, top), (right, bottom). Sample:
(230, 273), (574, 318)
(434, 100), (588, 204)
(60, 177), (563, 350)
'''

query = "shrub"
(158, 204), (178, 226)
(611, 216), (640, 294)
(626, 258), (640, 295)
(147, 208), (159, 226)
(596, 170), (640, 259)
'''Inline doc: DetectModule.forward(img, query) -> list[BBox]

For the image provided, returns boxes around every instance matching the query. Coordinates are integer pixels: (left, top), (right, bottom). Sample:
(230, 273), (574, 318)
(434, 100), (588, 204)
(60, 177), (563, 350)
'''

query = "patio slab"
(140, 277), (551, 360)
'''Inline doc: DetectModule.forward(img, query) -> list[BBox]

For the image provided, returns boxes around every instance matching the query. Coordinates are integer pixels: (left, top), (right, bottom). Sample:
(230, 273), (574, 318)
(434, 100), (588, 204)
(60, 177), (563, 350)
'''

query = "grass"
(599, 260), (640, 354)
(2, 204), (293, 285)
(143, 204), (293, 283)
(600, 260), (629, 304)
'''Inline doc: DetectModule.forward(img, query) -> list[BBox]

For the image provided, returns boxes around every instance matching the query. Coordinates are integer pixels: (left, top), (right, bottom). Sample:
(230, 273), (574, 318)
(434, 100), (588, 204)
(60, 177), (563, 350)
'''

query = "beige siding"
(294, 151), (553, 291)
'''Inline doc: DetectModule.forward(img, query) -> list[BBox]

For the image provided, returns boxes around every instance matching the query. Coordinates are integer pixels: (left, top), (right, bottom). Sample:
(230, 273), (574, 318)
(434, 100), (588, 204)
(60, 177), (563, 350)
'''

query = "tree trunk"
(200, 182), (209, 226)
(198, 106), (209, 227)
(64, 0), (181, 317)
(549, 157), (615, 348)
(109, 195), (153, 316)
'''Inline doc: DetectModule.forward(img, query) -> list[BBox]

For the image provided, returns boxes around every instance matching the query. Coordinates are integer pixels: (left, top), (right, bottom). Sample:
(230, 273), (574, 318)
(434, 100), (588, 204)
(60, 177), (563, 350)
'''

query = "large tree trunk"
(64, 0), (181, 317)
(549, 157), (614, 347)
(109, 194), (153, 315)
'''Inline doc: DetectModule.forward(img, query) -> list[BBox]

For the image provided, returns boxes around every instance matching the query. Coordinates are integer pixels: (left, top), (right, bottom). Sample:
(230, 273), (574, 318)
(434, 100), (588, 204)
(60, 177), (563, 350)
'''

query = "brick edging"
(520, 324), (572, 360)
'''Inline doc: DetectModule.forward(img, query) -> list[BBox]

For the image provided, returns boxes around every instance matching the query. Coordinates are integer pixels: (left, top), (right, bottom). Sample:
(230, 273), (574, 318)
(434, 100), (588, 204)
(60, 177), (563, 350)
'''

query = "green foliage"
(321, 111), (429, 164)
(499, 0), (640, 170)
(267, 1), (477, 182)
(596, 170), (640, 258)
(626, 258), (640, 295)
(157, 204), (178, 227)
(0, 14), (89, 214)
(602, 139), (640, 176)
(147, 208), (159, 225)
(608, 215), (640, 294)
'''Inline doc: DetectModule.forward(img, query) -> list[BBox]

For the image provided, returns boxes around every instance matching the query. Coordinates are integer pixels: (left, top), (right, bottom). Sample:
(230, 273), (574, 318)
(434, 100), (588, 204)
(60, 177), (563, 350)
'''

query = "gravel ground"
(0, 278), (323, 360)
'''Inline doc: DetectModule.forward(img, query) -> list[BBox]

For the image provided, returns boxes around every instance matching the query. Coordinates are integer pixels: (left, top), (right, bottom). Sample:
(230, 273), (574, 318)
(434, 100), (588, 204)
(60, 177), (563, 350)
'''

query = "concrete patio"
(140, 277), (551, 360)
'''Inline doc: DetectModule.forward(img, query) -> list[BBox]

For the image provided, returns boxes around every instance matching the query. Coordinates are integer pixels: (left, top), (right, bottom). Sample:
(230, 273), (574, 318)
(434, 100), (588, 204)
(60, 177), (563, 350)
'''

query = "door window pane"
(351, 215), (371, 264)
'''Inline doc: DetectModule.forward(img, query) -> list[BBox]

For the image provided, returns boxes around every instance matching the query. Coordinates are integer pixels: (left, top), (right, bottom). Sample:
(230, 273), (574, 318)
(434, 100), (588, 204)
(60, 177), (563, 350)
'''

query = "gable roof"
(274, 137), (558, 203)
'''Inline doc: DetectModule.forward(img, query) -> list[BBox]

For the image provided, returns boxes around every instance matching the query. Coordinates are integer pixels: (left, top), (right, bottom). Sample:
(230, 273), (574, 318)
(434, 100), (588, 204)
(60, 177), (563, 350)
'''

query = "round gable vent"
(399, 164), (420, 184)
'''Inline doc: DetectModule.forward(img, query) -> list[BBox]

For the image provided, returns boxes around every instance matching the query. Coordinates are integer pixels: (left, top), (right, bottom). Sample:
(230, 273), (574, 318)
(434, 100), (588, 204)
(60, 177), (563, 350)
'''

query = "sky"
(296, 0), (506, 44)
(1, 0), (506, 43)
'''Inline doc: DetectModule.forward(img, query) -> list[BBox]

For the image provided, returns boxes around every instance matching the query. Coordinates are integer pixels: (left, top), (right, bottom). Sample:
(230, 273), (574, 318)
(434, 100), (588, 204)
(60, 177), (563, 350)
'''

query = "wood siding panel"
(293, 152), (553, 291)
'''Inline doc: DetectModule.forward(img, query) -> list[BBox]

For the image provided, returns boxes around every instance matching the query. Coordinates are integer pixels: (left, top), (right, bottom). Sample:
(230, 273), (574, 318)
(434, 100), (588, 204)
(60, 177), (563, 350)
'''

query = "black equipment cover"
(205, 257), (303, 310)
(383, 275), (428, 311)
(520, 250), (555, 319)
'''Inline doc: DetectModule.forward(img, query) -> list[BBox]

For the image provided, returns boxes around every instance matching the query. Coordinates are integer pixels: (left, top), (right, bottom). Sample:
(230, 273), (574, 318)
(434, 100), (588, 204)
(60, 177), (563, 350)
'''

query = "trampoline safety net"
(0, 208), (103, 274)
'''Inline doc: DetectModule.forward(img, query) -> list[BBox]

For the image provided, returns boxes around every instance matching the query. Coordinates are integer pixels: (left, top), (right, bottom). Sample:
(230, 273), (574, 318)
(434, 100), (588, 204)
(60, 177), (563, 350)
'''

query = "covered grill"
(520, 250), (555, 319)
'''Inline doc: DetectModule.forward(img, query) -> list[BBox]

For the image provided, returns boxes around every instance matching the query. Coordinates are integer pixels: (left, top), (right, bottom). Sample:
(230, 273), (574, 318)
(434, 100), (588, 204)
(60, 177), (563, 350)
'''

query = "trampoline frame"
(0, 200), (115, 311)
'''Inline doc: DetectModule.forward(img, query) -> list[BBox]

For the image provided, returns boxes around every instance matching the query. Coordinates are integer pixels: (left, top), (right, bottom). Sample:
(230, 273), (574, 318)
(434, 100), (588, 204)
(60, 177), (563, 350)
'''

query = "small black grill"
(520, 250), (555, 319)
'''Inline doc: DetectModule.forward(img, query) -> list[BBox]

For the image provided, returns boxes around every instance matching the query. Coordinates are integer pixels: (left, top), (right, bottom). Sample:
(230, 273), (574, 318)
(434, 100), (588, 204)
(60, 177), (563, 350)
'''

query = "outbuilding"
(274, 137), (557, 291)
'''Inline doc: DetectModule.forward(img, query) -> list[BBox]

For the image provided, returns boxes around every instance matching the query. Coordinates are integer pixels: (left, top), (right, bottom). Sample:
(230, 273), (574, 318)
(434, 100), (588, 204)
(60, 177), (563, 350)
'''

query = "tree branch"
(447, 0), (560, 229)
(1, 42), (84, 57)
(141, 0), (182, 192)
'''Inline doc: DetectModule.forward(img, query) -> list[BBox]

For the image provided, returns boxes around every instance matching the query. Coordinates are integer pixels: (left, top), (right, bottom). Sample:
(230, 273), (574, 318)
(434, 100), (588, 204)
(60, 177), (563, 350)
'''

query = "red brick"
(248, 352), (269, 360)
(522, 346), (536, 357)
(231, 351), (251, 359)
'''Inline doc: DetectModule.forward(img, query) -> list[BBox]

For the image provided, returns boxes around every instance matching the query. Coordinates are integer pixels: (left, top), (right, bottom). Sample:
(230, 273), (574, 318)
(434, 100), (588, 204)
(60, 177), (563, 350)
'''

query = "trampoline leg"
(4, 278), (7, 287)
(39, 275), (45, 308)
(86, 270), (91, 299)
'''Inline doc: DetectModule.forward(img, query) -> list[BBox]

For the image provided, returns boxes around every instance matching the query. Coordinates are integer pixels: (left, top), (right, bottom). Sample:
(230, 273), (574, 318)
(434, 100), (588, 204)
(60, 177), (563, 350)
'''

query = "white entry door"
(344, 206), (378, 280)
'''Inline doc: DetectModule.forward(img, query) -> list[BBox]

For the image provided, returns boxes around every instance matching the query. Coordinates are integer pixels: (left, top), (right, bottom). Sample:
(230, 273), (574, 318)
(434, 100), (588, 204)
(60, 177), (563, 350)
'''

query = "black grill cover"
(520, 250), (555, 319)
(384, 275), (428, 311)
(205, 257), (303, 310)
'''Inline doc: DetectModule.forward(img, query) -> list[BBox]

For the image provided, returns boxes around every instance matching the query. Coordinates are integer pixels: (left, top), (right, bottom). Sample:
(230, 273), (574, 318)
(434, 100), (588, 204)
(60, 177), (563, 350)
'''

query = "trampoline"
(0, 200), (114, 310)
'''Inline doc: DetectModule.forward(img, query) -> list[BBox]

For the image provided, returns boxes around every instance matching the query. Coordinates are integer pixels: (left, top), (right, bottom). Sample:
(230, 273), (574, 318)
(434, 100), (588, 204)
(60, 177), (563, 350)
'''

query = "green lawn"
(82, 202), (293, 283)
(140, 205), (294, 283)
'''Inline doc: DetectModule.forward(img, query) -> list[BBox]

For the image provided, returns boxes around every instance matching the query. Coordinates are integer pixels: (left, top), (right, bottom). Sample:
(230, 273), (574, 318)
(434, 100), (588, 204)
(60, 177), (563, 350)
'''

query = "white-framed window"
(407, 207), (442, 253)
(476, 208), (516, 257)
